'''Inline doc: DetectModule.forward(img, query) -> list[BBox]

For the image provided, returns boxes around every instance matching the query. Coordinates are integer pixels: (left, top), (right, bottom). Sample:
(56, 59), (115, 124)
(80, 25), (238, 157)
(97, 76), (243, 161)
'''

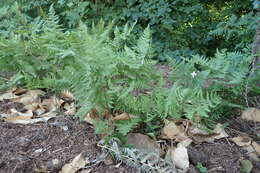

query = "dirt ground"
(0, 116), (136, 173)
(0, 114), (259, 173)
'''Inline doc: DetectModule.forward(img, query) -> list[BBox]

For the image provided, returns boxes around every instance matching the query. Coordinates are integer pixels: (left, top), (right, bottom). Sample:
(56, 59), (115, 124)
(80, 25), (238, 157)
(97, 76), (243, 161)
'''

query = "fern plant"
(168, 48), (253, 119)
(0, 3), (257, 138)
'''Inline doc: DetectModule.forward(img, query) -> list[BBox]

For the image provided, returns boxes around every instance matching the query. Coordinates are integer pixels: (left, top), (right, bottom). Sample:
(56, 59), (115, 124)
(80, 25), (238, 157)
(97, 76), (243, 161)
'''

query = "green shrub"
(2, 0), (256, 60)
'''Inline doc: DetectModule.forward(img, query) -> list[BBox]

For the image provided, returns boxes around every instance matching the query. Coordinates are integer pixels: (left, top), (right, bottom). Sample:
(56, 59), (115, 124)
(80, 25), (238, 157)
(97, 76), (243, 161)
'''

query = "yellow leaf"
(112, 112), (135, 121)
(61, 153), (88, 173)
(232, 136), (252, 146)
(241, 108), (260, 123)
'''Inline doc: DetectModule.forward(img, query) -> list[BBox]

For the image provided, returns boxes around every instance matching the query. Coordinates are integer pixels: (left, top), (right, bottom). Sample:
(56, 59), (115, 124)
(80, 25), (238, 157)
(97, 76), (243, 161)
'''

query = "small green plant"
(196, 163), (208, 173)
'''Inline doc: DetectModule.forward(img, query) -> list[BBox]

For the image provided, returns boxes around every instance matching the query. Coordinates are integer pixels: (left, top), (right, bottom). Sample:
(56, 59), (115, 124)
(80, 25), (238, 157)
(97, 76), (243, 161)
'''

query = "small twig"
(11, 163), (18, 173)
(52, 147), (70, 153)
(208, 166), (225, 172)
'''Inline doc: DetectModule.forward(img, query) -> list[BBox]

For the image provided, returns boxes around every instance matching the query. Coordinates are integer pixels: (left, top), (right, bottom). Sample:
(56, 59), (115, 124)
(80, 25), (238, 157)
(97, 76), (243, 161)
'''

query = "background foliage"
(1, 0), (257, 59)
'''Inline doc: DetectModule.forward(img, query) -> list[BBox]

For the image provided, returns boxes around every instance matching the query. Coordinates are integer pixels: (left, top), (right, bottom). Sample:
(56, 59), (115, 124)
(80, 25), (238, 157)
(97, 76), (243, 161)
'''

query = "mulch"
(0, 116), (136, 173)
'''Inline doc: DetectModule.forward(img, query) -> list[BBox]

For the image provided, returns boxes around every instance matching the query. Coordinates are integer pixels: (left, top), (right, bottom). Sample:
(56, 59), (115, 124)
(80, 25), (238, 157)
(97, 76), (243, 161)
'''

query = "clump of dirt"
(187, 115), (260, 173)
(226, 117), (260, 142)
(155, 64), (173, 88)
(0, 116), (135, 173)
(188, 139), (246, 173)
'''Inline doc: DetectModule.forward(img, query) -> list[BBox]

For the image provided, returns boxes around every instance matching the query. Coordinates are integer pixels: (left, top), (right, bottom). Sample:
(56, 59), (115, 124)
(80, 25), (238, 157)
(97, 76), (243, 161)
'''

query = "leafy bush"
(209, 12), (258, 51)
(1, 0), (256, 60)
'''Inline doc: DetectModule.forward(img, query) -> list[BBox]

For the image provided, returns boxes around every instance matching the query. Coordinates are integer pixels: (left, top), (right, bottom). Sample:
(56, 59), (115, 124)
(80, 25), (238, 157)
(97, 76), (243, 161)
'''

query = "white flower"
(191, 71), (197, 78)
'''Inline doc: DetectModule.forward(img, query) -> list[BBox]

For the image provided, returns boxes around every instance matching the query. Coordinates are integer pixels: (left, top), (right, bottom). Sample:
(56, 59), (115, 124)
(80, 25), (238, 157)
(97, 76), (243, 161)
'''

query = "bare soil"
(0, 116), (135, 173)
(1, 108), (260, 173)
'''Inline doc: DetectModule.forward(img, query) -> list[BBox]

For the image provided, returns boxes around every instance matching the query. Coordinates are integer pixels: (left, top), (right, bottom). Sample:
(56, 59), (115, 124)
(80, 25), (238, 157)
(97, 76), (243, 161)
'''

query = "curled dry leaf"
(24, 103), (40, 112)
(60, 90), (74, 100)
(252, 141), (260, 156)
(161, 120), (188, 142)
(248, 152), (260, 162)
(84, 113), (96, 125)
(232, 136), (252, 146)
(189, 123), (228, 143)
(4, 117), (53, 124)
(84, 109), (100, 125)
(0, 92), (19, 101)
(34, 105), (46, 116)
(241, 108), (260, 123)
(178, 138), (193, 148)
(170, 144), (189, 171)
(41, 96), (63, 112)
(40, 111), (58, 118)
(242, 145), (260, 161)
(12, 87), (27, 95)
(252, 142), (260, 157)
(213, 123), (229, 139)
(127, 133), (162, 156)
(236, 140), (260, 161)
(12, 90), (45, 105)
(61, 153), (89, 173)
(4, 109), (33, 121)
(112, 112), (135, 121)
(64, 102), (76, 116)
(0, 89), (65, 124)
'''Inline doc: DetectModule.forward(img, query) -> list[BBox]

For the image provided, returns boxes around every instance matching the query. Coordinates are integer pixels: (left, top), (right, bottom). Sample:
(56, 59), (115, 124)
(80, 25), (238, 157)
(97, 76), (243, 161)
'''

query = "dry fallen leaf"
(40, 110), (58, 118)
(0, 92), (19, 101)
(112, 112), (135, 121)
(189, 123), (228, 143)
(0, 89), (65, 124)
(24, 103), (40, 112)
(12, 90), (45, 105)
(241, 108), (260, 123)
(34, 105), (47, 116)
(60, 90), (74, 100)
(232, 136), (252, 146)
(178, 138), (193, 147)
(61, 153), (89, 173)
(161, 120), (188, 142)
(252, 141), (260, 156)
(248, 152), (260, 162)
(242, 145), (260, 161)
(64, 102), (76, 116)
(84, 113), (95, 125)
(12, 87), (27, 95)
(4, 109), (33, 121)
(127, 133), (162, 156)
(41, 96), (63, 112)
(4, 117), (54, 124)
(170, 144), (189, 171)
(213, 123), (229, 139)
